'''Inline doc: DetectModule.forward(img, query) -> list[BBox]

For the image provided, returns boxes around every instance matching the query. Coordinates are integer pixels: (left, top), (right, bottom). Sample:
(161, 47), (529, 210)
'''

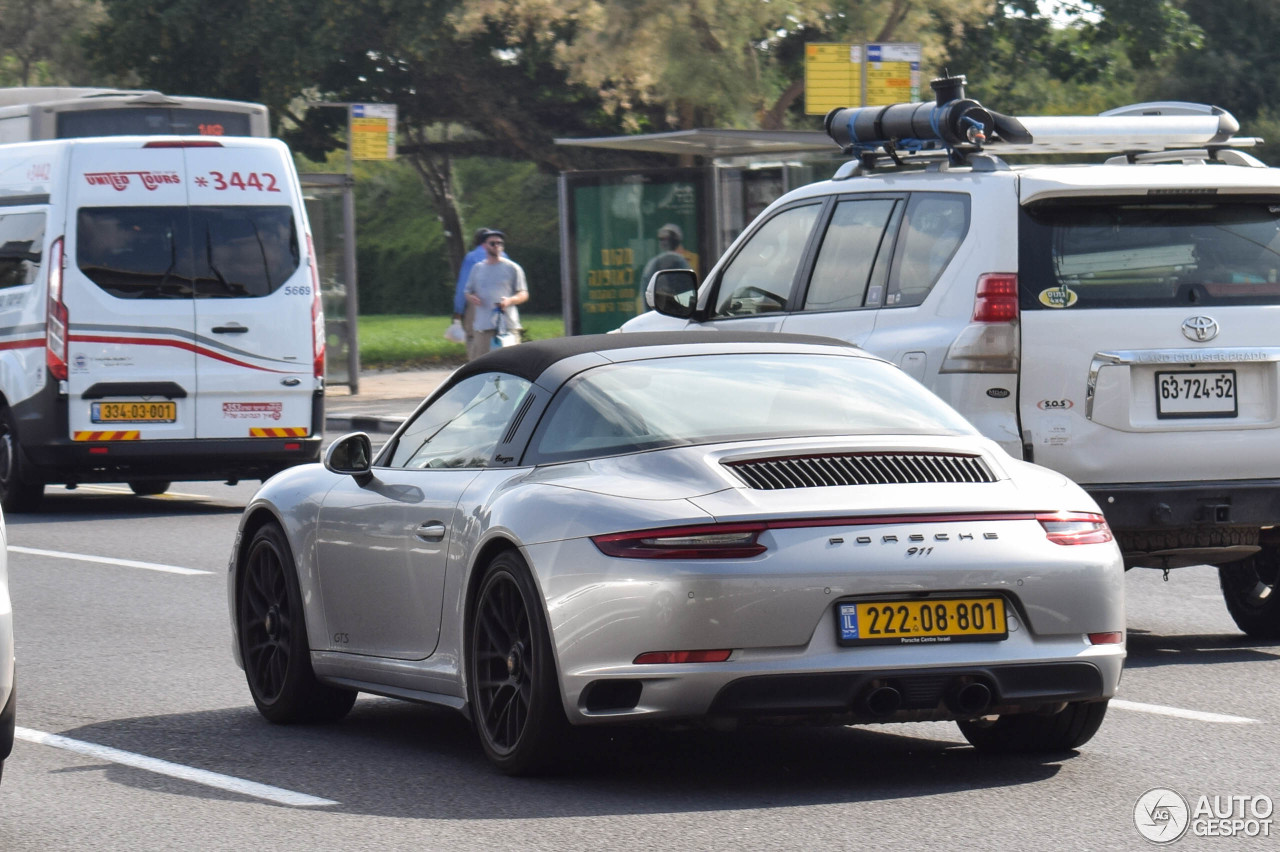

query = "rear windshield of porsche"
(77, 205), (298, 299)
(528, 352), (978, 464)
(1019, 199), (1280, 309)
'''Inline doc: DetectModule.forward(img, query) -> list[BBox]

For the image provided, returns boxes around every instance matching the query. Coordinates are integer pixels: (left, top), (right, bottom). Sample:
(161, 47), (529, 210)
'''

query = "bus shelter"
(555, 129), (840, 334)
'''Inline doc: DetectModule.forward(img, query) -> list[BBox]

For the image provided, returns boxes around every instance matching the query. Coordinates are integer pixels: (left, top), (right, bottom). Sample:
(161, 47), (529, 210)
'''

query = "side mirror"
(648, 268), (699, 319)
(324, 432), (373, 482)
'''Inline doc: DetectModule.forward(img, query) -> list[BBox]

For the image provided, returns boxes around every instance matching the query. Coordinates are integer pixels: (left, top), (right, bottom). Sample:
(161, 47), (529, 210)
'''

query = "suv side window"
(712, 203), (821, 318)
(885, 193), (970, 307)
(803, 198), (900, 312)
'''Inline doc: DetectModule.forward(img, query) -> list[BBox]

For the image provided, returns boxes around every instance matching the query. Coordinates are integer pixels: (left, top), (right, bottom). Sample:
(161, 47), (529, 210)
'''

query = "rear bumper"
(12, 382), (323, 484)
(21, 435), (321, 484)
(1085, 479), (1280, 530)
(706, 661), (1105, 718)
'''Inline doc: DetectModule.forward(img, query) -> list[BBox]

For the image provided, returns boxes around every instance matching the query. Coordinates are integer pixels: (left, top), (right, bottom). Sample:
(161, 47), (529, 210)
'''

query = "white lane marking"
(8, 545), (212, 576)
(70, 484), (212, 500)
(1112, 698), (1260, 724)
(15, 727), (338, 808)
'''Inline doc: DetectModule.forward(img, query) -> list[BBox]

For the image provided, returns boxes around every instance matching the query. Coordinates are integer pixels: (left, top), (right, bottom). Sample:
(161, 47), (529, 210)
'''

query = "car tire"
(467, 549), (570, 775)
(1218, 545), (1280, 639)
(0, 407), (43, 513)
(237, 523), (356, 723)
(956, 699), (1109, 753)
(128, 480), (171, 496)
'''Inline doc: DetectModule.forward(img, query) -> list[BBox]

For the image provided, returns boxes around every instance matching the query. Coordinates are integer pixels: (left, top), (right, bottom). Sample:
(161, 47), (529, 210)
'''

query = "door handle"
(212, 324), (249, 334)
(416, 522), (446, 542)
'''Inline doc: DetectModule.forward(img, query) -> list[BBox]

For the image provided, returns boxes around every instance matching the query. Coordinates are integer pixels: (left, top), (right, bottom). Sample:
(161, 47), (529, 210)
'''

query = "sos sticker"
(1038, 286), (1078, 308)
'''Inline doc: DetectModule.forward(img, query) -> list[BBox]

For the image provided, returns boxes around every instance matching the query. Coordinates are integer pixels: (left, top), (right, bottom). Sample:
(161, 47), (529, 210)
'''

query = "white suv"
(622, 77), (1280, 638)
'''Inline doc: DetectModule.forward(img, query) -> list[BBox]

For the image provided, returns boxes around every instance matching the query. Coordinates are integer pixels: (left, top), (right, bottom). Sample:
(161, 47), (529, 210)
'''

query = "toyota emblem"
(1181, 315), (1219, 342)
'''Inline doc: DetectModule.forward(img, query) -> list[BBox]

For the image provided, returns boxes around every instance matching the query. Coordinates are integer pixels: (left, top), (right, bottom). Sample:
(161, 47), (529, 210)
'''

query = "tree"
(0, 0), (106, 86)
(929, 0), (1201, 116)
(86, 0), (634, 298)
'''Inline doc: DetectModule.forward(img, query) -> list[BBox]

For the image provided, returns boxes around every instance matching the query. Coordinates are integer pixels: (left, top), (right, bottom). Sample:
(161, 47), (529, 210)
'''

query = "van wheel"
(1219, 545), (1280, 639)
(0, 408), (43, 513)
(128, 480), (171, 496)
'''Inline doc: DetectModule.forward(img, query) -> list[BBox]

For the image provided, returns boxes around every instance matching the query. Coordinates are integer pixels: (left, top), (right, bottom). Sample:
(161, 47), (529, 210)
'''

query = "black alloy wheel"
(1219, 545), (1280, 639)
(238, 523), (355, 723)
(468, 550), (569, 775)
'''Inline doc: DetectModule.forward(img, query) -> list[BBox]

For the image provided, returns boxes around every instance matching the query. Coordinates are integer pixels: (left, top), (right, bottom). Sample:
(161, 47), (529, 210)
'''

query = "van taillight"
(45, 237), (69, 381)
(972, 274), (1019, 323)
(143, 140), (224, 148)
(307, 234), (325, 379)
(940, 273), (1020, 374)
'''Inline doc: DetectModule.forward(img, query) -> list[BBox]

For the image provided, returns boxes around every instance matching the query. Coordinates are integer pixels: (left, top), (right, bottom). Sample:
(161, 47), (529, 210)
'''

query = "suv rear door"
(1016, 175), (1280, 487)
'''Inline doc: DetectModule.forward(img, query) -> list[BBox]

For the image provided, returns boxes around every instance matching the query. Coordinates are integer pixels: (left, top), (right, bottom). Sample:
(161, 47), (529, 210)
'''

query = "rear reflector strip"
(250, 427), (309, 438)
(74, 431), (140, 441)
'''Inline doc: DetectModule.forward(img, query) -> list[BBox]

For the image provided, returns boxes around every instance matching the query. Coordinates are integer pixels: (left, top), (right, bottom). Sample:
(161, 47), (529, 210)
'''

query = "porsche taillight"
(45, 236), (68, 381)
(1037, 512), (1113, 545)
(592, 523), (767, 559)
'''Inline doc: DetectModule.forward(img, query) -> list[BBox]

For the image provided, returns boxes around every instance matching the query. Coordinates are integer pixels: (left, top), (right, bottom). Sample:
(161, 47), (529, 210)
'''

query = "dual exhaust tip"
(860, 679), (993, 717)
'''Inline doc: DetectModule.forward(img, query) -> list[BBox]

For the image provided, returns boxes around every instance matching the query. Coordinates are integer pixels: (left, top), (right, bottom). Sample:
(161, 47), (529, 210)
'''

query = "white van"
(623, 82), (1280, 637)
(0, 135), (325, 511)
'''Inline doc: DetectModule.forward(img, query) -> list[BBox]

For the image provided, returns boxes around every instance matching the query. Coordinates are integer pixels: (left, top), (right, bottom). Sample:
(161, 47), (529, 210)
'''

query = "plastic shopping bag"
(443, 318), (465, 343)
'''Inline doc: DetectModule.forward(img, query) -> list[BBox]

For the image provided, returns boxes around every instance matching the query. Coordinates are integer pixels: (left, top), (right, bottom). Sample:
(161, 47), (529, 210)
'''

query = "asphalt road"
(2, 480), (1278, 850)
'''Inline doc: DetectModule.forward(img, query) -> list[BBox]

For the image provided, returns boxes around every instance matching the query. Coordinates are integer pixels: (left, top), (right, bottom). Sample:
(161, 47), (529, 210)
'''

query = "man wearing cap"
(641, 223), (694, 288)
(452, 227), (506, 343)
(464, 229), (528, 361)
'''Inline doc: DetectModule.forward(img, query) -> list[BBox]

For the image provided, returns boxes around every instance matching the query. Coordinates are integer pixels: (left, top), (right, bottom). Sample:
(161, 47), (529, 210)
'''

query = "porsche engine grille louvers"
(725, 453), (997, 490)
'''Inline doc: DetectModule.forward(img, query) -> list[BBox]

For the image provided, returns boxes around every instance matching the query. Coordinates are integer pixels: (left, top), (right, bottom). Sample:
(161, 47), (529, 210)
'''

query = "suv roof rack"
(825, 76), (1261, 171)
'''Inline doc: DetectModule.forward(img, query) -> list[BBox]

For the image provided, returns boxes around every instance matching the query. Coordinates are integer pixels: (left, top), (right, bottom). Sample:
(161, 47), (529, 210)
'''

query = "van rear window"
(77, 206), (298, 299)
(1019, 200), (1280, 309)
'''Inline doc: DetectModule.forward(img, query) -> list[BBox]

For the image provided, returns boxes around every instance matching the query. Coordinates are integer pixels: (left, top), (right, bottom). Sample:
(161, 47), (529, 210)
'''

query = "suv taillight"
(940, 272), (1020, 374)
(972, 273), (1019, 323)
(45, 236), (68, 381)
(307, 234), (325, 379)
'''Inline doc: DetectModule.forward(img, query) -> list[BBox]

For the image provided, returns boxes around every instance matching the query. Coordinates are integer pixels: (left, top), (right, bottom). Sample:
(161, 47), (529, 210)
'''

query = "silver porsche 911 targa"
(228, 332), (1124, 774)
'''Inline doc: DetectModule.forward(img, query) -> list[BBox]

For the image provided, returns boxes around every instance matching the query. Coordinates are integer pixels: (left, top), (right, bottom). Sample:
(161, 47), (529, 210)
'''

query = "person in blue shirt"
(453, 227), (507, 337)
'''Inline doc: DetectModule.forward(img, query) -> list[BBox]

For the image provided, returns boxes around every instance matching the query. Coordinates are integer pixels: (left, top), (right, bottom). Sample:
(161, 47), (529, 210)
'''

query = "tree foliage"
(0, 0), (106, 86)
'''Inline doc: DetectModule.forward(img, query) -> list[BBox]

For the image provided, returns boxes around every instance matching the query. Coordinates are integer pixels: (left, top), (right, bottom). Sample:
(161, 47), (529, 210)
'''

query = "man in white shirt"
(464, 229), (529, 361)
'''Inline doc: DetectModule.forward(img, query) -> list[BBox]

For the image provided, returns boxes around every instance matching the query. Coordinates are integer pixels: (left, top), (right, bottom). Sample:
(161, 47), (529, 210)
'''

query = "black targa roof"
(443, 331), (856, 391)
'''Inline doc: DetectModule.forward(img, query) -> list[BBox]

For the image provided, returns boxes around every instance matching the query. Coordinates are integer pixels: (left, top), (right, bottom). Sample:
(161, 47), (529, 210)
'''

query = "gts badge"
(333, 632), (350, 644)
